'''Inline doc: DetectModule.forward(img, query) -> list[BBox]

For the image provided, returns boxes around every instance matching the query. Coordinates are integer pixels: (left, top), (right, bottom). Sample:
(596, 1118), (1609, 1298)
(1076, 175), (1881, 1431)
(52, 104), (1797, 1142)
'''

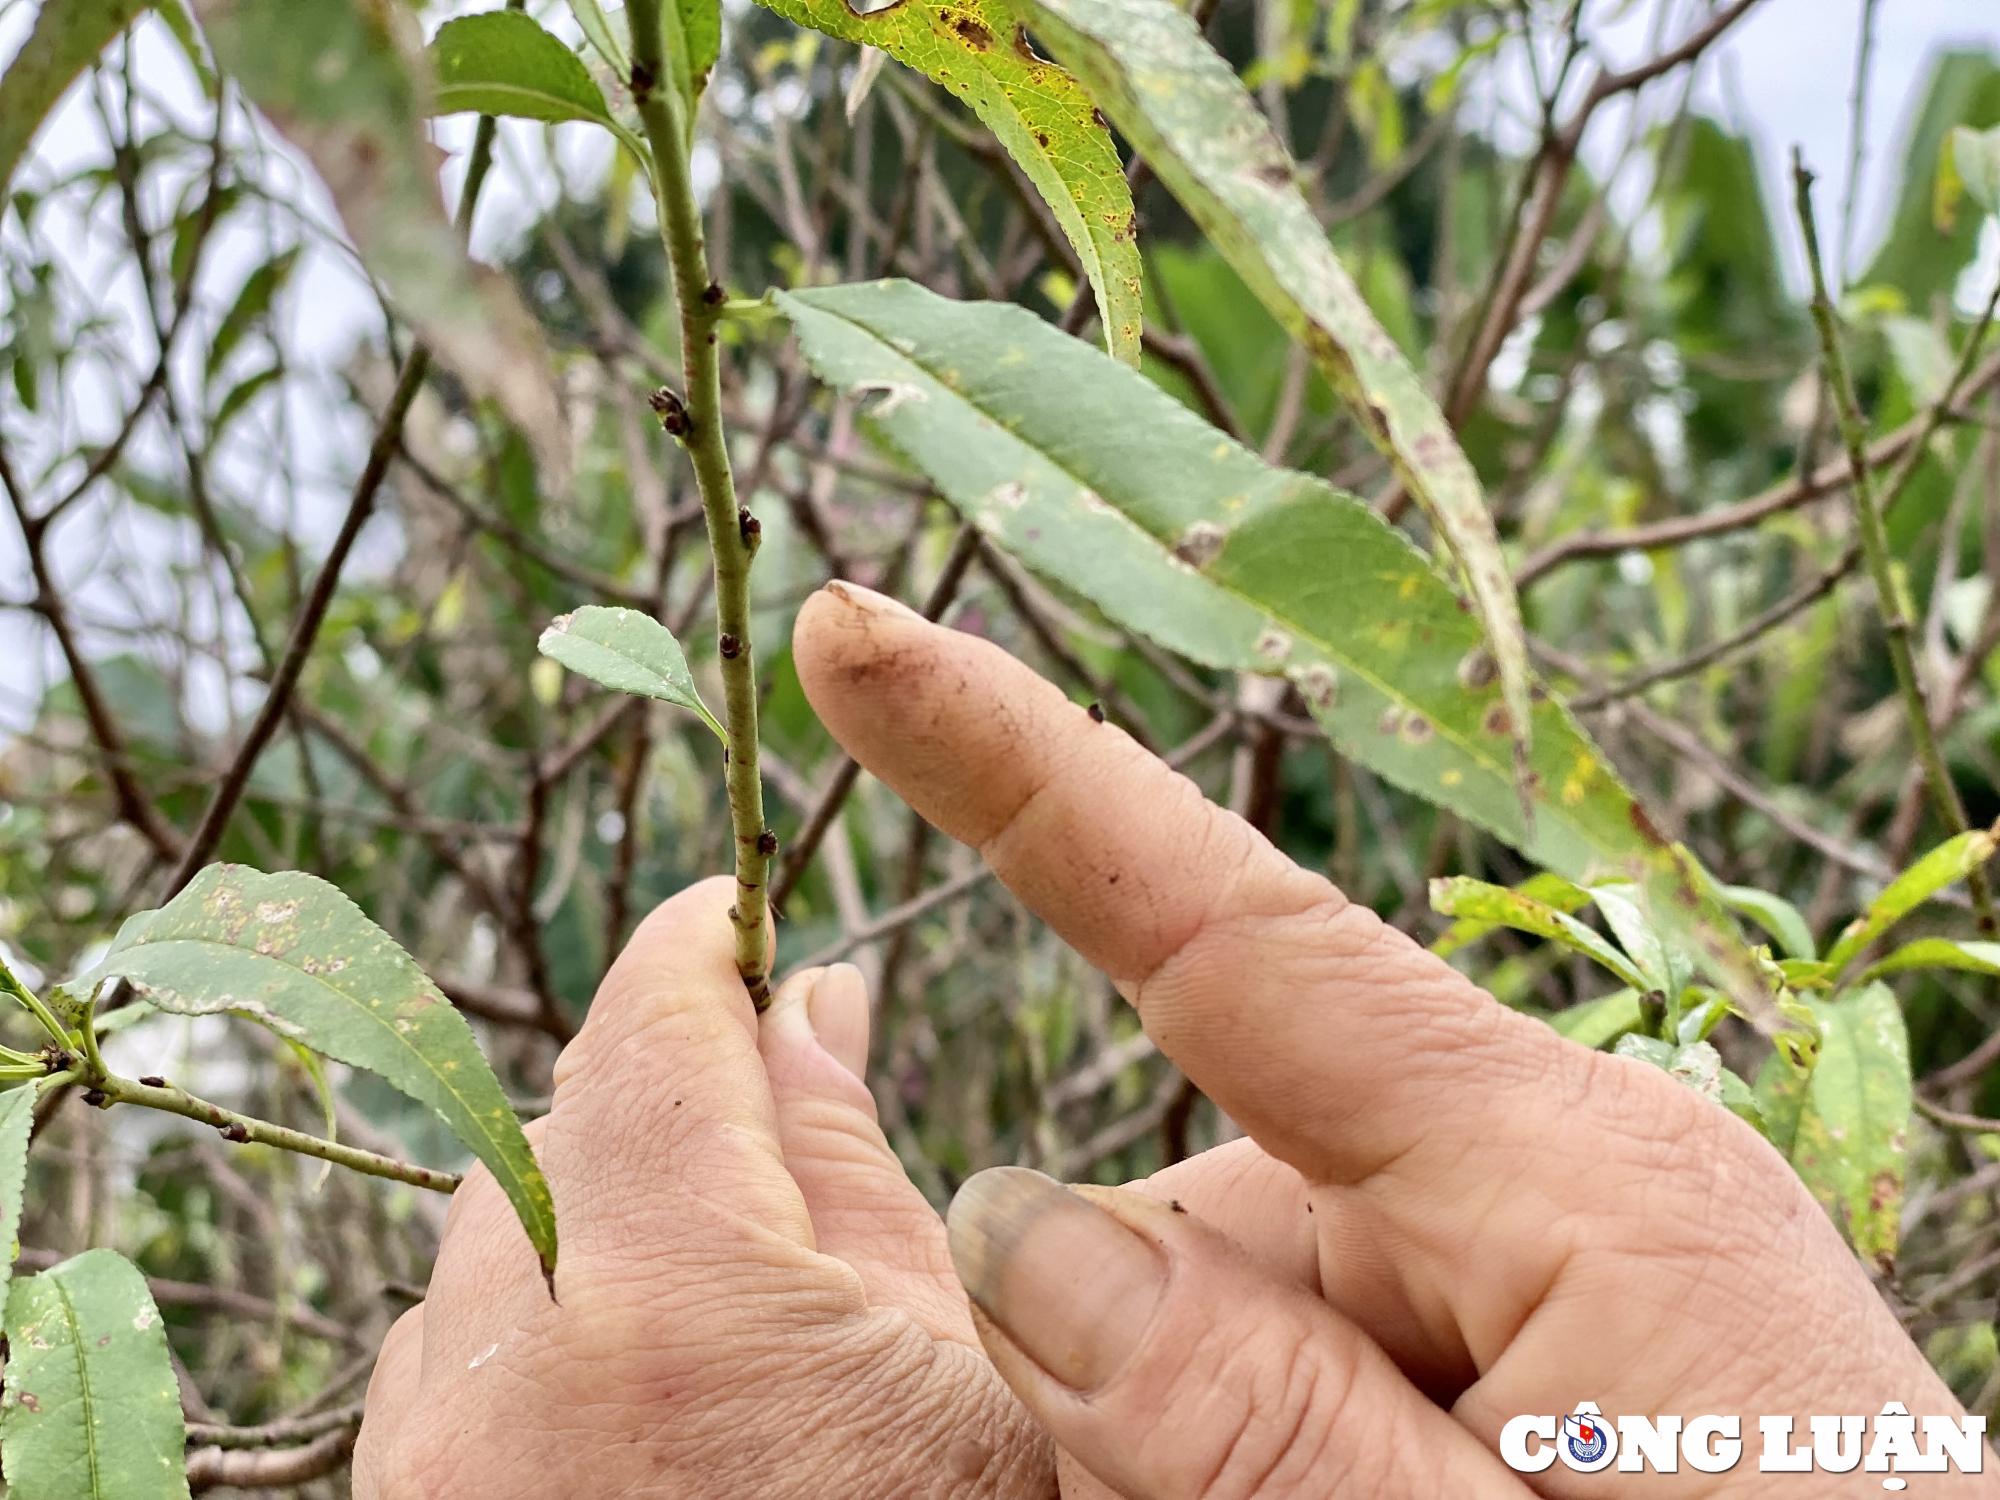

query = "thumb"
(947, 1168), (1532, 1500)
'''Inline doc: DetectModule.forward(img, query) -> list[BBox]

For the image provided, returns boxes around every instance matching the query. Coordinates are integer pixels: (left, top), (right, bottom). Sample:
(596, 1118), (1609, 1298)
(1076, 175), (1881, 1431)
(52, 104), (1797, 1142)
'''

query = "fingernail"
(823, 579), (926, 623)
(807, 963), (870, 1081)
(947, 1167), (1163, 1392)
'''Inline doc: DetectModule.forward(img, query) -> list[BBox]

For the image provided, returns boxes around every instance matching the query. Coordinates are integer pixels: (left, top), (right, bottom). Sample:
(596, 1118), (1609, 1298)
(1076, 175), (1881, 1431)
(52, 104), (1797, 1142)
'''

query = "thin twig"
(89, 1074), (460, 1194)
(163, 97), (516, 896)
(185, 1426), (357, 1494)
(1517, 346), (2000, 584)
(630, 0), (773, 1004)
(1793, 152), (1993, 931)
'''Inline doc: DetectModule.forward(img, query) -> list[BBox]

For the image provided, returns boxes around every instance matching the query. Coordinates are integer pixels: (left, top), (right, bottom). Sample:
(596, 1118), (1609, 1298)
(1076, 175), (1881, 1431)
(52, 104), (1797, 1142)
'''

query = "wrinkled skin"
(355, 581), (1985, 1499)
(352, 894), (1054, 1499)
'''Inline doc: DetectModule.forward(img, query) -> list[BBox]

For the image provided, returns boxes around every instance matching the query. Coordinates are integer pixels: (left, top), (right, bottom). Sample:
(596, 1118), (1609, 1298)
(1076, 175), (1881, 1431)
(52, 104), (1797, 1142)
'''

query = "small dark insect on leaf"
(719, 632), (742, 659)
(649, 386), (693, 438)
(220, 1122), (250, 1143)
(81, 1088), (108, 1108)
(1086, 701), (1105, 722)
(139, 1075), (167, 1088)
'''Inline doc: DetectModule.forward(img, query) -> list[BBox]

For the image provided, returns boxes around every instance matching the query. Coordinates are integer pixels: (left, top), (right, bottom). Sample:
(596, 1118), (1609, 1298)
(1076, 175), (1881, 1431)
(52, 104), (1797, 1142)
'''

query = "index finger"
(792, 581), (1574, 1187)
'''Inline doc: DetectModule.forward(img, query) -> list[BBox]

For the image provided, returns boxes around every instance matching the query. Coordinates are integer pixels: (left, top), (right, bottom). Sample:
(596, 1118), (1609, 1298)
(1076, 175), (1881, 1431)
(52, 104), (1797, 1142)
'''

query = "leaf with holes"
(1824, 824), (2000, 979)
(776, 279), (1669, 884)
(194, 0), (567, 477)
(1014, 0), (1534, 803)
(64, 866), (556, 1273)
(1789, 983), (1912, 1269)
(538, 605), (724, 738)
(1, 1249), (189, 1500)
(428, 11), (649, 167)
(753, 0), (1141, 367)
(0, 0), (149, 192)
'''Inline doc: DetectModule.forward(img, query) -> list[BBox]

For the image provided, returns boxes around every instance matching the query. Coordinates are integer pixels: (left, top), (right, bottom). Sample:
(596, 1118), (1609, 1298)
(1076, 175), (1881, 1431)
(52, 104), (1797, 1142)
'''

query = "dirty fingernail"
(807, 963), (870, 1081)
(947, 1166), (1164, 1392)
(823, 579), (926, 622)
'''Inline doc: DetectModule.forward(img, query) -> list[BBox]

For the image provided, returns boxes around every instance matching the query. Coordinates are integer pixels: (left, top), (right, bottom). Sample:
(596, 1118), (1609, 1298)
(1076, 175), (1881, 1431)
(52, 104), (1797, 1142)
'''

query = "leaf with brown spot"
(777, 280), (1669, 882)
(62, 866), (556, 1273)
(1016, 0), (1535, 813)
(2, 1250), (188, 1499)
(752, 0), (1141, 366)
(1788, 983), (1911, 1267)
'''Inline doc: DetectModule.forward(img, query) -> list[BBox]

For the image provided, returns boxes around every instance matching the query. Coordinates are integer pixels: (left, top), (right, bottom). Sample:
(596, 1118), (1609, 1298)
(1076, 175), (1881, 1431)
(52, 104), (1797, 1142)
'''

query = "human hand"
(793, 579), (1987, 1498)
(351, 878), (1053, 1498)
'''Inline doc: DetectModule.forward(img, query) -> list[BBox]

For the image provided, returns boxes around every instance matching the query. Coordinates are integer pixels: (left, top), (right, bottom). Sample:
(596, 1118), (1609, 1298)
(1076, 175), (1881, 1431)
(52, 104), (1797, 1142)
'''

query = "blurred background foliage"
(2, 0), (2000, 1488)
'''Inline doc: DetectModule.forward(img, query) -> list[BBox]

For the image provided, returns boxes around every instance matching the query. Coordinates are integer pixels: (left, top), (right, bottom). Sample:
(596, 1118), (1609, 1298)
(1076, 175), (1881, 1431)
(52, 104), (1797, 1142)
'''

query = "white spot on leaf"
(850, 379), (927, 417)
(1173, 520), (1226, 569)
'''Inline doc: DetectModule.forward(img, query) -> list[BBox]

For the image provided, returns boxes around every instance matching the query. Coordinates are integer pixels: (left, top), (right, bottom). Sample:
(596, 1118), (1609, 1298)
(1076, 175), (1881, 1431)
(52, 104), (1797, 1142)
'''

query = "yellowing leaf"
(1016, 0), (1536, 814)
(754, 0), (1142, 366)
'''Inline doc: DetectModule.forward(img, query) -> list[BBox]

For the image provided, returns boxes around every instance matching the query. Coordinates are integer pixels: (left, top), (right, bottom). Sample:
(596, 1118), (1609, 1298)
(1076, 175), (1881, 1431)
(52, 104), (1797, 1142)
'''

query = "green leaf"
(1789, 983), (1912, 1270)
(1016, 0), (1536, 801)
(1864, 52), (2000, 311)
(211, 363), (282, 434)
(1714, 882), (1816, 962)
(67, 866), (557, 1273)
(1951, 123), (2000, 218)
(1613, 1033), (1675, 1070)
(753, 0), (1141, 368)
(537, 605), (724, 738)
(1613, 1035), (1760, 1132)
(0, 0), (149, 193)
(1861, 937), (2000, 984)
(195, 0), (568, 477)
(1585, 881), (1688, 999)
(1430, 870), (1586, 959)
(1547, 989), (1640, 1051)
(1778, 958), (1833, 990)
(427, 11), (649, 168)
(208, 247), (297, 385)
(1824, 824), (2000, 979)
(776, 279), (1670, 885)
(1718, 1067), (1766, 1137)
(2, 1249), (190, 1500)
(664, 0), (721, 110)
(1754, 1050), (1807, 1156)
(569, 0), (630, 76)
(1674, 989), (1731, 1046)
(0, 1086), (37, 1305)
(1431, 877), (1649, 991)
